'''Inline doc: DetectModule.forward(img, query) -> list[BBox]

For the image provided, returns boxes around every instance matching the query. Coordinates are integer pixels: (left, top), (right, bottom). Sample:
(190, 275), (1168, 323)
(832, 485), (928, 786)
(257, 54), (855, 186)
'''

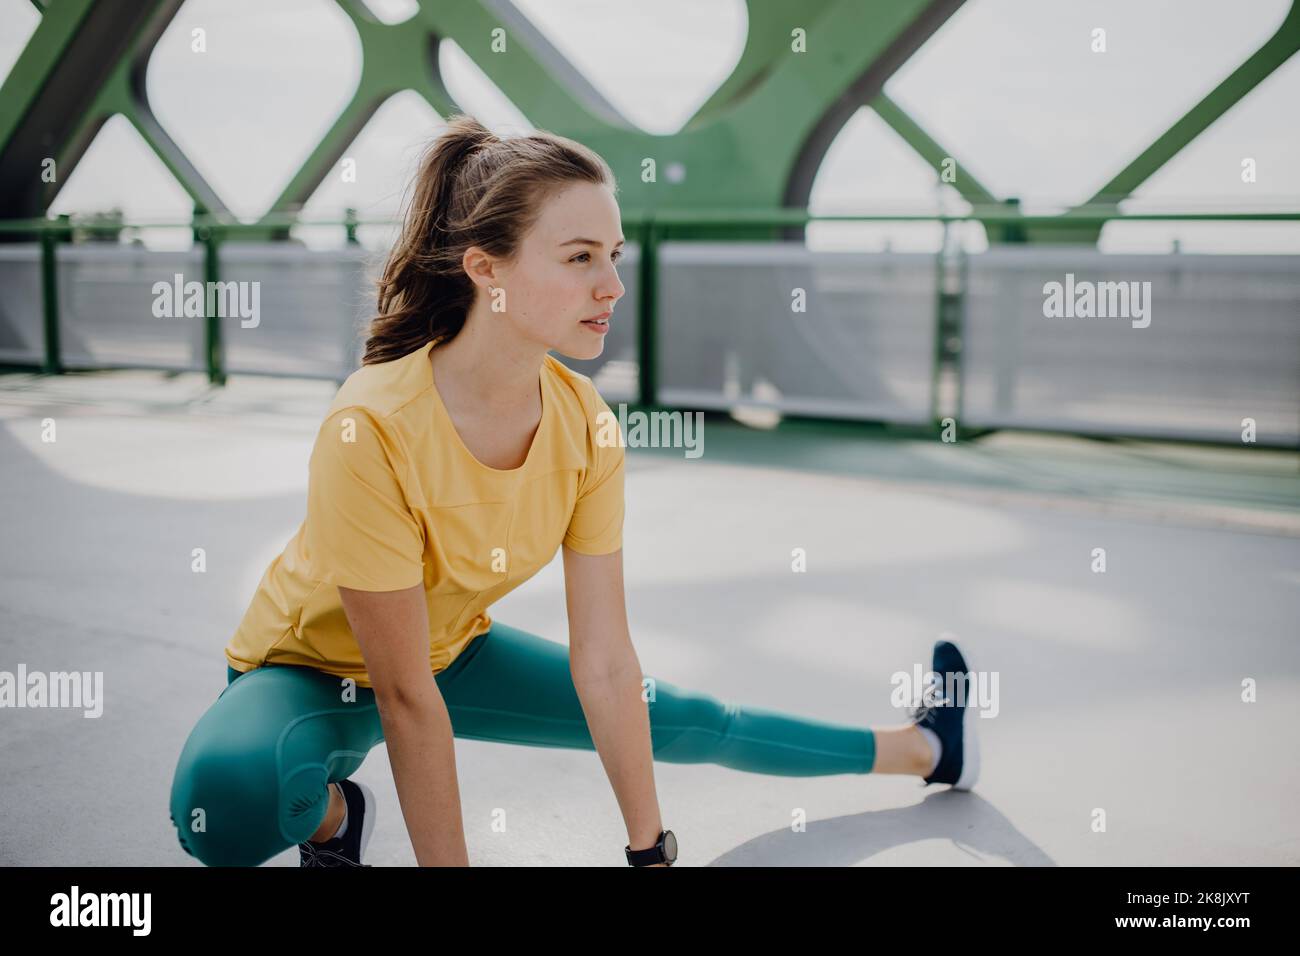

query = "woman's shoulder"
(543, 353), (613, 421)
(324, 343), (435, 426)
(543, 355), (623, 464)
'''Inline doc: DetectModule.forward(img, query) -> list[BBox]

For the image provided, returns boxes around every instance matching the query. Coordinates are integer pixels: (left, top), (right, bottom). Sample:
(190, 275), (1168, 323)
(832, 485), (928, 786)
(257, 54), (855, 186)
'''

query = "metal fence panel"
(57, 245), (206, 371)
(0, 244), (43, 365)
(960, 247), (1300, 446)
(219, 243), (377, 380)
(657, 242), (937, 423)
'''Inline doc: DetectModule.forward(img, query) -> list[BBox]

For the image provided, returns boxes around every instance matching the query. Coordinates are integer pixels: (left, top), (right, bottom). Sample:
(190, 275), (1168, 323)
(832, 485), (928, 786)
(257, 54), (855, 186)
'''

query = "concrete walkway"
(0, 368), (1296, 866)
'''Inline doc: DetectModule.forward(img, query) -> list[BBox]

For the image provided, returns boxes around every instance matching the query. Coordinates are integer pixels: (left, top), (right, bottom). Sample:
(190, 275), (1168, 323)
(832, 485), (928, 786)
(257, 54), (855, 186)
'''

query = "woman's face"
(486, 180), (626, 361)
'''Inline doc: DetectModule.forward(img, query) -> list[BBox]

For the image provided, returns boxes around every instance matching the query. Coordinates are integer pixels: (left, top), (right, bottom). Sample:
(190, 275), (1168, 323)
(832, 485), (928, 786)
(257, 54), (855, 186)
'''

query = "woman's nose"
(598, 268), (625, 302)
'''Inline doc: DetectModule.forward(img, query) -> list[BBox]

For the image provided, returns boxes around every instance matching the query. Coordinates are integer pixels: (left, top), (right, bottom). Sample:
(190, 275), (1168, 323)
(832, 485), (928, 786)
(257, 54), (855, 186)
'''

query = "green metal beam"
(7, 0), (1292, 249)
(687, 0), (961, 210)
(262, 0), (965, 226)
(261, 1), (451, 219)
(1086, 0), (1300, 206)
(0, 0), (986, 233)
(411, 0), (630, 136)
(0, 0), (229, 222)
(260, 0), (640, 220)
(869, 92), (998, 207)
(685, 0), (839, 131)
(0, 0), (95, 165)
(76, 40), (230, 218)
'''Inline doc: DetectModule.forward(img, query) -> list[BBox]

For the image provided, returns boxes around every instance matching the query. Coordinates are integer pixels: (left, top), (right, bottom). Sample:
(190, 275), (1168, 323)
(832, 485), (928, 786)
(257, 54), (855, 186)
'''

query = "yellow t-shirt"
(224, 340), (625, 688)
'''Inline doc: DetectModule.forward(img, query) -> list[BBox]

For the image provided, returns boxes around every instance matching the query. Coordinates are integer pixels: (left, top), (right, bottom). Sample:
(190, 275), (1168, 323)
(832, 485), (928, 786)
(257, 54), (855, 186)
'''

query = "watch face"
(662, 830), (677, 862)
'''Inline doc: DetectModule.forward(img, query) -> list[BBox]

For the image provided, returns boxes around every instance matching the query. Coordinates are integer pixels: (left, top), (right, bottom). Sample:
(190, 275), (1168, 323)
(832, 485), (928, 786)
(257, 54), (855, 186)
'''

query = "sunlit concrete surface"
(0, 368), (1297, 866)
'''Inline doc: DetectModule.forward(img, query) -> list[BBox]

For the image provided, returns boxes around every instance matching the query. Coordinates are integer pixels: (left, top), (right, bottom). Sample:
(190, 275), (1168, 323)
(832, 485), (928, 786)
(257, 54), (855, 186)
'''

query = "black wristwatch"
(625, 829), (677, 867)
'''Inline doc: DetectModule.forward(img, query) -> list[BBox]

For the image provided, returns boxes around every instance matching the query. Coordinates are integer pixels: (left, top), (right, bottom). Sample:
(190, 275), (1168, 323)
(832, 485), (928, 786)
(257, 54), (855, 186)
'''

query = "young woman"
(168, 113), (979, 868)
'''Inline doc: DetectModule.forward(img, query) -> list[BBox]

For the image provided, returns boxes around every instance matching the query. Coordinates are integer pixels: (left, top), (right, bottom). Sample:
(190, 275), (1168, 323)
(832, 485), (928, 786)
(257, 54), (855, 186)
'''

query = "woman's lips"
(581, 311), (611, 332)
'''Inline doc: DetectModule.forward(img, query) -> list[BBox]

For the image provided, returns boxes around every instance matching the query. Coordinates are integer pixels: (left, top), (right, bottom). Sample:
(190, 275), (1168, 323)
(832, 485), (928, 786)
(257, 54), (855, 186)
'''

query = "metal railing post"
(38, 217), (68, 375)
(198, 223), (225, 386)
(928, 221), (948, 430)
(953, 239), (970, 433)
(637, 218), (659, 408)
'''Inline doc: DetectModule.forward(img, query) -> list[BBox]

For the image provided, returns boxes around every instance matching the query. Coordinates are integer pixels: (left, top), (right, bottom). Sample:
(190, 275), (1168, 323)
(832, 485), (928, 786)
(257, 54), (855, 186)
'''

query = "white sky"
(1, 0), (1297, 252)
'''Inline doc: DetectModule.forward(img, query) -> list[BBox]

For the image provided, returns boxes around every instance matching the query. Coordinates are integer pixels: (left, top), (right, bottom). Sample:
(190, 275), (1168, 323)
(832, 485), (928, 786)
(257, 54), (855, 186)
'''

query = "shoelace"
(298, 840), (367, 867)
(907, 674), (951, 725)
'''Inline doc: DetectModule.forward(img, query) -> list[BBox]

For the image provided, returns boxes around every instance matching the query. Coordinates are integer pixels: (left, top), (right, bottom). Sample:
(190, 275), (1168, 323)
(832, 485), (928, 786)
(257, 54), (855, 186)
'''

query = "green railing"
(1, 207), (1297, 445)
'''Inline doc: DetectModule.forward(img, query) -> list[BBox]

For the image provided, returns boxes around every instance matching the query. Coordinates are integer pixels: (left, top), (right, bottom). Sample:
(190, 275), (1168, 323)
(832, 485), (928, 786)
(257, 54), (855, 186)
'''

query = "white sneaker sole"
(353, 780), (377, 863)
(951, 645), (980, 791)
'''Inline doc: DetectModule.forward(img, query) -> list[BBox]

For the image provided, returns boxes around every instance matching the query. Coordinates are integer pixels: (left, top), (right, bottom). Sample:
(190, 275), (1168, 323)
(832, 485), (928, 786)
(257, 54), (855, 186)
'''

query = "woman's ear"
(460, 245), (499, 291)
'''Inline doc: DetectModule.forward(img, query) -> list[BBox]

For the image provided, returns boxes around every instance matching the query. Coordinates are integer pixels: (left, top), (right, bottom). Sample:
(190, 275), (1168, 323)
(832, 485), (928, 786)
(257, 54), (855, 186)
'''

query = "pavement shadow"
(708, 789), (1056, 866)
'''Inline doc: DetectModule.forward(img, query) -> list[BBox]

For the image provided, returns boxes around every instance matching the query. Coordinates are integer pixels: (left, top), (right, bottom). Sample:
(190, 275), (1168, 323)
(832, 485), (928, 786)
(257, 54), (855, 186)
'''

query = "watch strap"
(625, 832), (667, 866)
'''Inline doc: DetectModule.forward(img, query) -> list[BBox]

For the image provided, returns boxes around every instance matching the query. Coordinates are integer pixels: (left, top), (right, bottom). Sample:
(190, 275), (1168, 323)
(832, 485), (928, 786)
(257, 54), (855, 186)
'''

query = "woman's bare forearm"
(572, 644), (664, 854)
(378, 692), (470, 866)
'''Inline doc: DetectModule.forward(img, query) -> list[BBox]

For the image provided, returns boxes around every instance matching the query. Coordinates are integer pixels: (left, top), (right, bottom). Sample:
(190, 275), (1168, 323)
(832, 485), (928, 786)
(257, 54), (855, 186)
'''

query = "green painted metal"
(37, 215), (69, 374)
(0, 0), (94, 153)
(636, 219), (659, 407)
(196, 224), (224, 385)
(629, 208), (1300, 226)
(869, 93), (998, 208)
(0, 0), (970, 226)
(3, 0), (1297, 250)
(1088, 0), (1300, 207)
(687, 0), (839, 130)
(259, 0), (432, 225)
(77, 65), (232, 221)
(0, 0), (235, 222)
(1, 207), (1296, 237)
(1021, 0), (1300, 244)
(583, 0), (955, 211)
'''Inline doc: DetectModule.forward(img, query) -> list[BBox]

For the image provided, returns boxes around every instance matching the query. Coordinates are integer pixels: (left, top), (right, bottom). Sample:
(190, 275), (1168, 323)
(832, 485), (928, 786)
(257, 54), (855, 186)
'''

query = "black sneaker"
(298, 778), (376, 867)
(909, 639), (980, 790)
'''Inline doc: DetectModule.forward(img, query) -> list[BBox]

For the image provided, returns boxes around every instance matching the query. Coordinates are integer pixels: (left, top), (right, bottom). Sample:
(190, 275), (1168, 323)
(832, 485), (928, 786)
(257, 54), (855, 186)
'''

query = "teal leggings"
(169, 620), (876, 866)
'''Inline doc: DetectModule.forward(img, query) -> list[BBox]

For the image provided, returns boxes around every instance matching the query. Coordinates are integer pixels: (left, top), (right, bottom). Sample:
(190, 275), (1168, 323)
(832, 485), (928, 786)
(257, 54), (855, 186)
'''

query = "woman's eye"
(572, 250), (623, 264)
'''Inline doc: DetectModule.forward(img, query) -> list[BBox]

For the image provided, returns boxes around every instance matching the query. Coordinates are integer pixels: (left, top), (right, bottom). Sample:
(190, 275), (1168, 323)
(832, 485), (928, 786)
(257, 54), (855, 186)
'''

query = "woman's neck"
(429, 307), (547, 414)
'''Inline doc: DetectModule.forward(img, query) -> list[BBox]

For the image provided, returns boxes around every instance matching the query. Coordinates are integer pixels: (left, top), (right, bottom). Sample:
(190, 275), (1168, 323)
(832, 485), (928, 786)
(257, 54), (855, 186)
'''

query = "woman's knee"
(169, 734), (285, 867)
(644, 679), (730, 757)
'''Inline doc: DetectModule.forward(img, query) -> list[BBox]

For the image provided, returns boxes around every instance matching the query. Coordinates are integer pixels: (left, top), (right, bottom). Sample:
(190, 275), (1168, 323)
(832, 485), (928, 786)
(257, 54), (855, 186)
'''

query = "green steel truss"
(1, 0), (1298, 242)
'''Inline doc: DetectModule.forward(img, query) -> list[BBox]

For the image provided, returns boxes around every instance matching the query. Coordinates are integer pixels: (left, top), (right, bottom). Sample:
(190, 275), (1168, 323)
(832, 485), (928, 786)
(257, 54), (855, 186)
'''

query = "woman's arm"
(562, 545), (666, 863)
(338, 582), (469, 866)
